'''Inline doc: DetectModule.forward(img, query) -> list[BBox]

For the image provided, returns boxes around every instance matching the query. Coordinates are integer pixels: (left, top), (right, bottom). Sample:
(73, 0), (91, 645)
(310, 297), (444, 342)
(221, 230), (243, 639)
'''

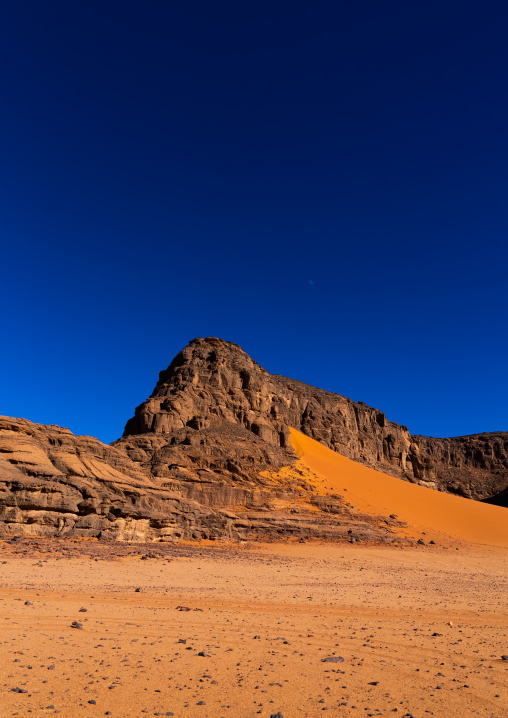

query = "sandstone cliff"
(0, 416), (212, 542)
(119, 337), (508, 501)
(1, 336), (506, 542)
(1, 415), (398, 543)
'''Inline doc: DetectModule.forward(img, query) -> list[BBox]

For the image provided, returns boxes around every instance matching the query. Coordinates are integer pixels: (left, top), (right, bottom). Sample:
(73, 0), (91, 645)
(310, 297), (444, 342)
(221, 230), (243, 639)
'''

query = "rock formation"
(0, 416), (394, 543)
(119, 337), (508, 501)
(0, 336), (506, 542)
(0, 416), (208, 542)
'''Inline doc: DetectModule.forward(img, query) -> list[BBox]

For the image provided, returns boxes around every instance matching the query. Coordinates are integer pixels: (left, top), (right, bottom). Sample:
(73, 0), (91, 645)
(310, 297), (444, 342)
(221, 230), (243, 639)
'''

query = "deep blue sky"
(1, 1), (507, 443)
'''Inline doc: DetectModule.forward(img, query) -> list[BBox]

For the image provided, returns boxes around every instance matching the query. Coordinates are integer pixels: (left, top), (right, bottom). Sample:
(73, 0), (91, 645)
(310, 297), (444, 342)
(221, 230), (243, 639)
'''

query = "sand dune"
(289, 428), (508, 548)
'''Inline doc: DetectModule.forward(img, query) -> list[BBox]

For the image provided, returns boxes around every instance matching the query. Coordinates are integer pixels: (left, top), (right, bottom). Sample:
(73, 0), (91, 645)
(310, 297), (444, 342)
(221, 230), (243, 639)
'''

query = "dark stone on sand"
(321, 656), (344, 663)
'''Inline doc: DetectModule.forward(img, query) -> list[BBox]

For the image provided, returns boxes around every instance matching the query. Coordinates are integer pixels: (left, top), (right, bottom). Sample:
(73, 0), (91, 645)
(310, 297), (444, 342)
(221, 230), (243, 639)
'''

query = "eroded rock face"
(0, 416), (399, 543)
(408, 433), (508, 500)
(1, 336), (506, 542)
(119, 337), (508, 501)
(0, 416), (210, 541)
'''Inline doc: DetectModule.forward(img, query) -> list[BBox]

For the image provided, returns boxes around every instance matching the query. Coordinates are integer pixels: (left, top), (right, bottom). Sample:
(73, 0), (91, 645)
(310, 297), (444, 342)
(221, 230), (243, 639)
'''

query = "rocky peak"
(121, 337), (508, 502)
(123, 336), (410, 468)
(123, 336), (288, 446)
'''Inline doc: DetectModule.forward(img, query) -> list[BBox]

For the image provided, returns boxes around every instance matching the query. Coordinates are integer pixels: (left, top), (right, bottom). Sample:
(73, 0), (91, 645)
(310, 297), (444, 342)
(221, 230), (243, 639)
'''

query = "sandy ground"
(288, 429), (508, 548)
(1, 430), (507, 717)
(1, 539), (507, 718)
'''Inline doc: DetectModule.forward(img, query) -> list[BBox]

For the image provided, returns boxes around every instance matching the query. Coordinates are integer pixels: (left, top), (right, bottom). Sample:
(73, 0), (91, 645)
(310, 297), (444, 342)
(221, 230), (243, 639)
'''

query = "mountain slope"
(0, 336), (506, 543)
(0, 416), (402, 543)
(289, 428), (508, 547)
(118, 336), (508, 501)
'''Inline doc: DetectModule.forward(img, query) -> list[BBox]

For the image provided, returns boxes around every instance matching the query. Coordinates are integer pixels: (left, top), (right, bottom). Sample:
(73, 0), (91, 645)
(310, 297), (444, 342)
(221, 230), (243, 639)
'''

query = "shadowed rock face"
(0, 336), (506, 542)
(119, 336), (508, 502)
(485, 486), (508, 507)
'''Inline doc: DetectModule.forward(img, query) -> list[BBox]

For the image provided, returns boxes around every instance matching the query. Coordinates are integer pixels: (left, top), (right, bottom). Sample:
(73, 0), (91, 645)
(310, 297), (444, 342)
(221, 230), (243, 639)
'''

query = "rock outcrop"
(1, 336), (506, 542)
(119, 337), (508, 502)
(0, 416), (208, 542)
(0, 416), (398, 543)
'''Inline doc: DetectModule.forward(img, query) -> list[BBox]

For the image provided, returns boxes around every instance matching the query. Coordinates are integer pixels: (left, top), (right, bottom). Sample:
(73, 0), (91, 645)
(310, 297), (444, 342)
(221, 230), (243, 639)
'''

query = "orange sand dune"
(289, 428), (508, 548)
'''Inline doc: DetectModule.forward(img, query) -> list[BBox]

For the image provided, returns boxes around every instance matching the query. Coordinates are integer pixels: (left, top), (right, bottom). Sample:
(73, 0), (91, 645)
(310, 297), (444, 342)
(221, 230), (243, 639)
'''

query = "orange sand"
(1, 433), (507, 717)
(289, 428), (508, 548)
(1, 541), (507, 718)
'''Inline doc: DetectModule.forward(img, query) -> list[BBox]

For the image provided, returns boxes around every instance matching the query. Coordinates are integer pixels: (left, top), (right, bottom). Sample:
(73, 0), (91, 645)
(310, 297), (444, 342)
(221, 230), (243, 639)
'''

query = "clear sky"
(1, 1), (507, 444)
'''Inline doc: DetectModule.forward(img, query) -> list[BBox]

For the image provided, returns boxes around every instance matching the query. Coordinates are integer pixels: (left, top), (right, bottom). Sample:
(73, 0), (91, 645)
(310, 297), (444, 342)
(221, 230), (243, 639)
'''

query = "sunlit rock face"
(120, 336), (508, 501)
(0, 337), (506, 542)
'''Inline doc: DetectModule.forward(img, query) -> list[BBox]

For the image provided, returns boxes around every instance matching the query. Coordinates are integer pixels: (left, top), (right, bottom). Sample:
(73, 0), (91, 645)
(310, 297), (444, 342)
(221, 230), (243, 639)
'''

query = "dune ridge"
(289, 428), (508, 548)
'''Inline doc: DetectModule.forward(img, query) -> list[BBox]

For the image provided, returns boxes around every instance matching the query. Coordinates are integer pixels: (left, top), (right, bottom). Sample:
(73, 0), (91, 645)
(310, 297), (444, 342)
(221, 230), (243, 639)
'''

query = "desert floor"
(0, 538), (507, 718)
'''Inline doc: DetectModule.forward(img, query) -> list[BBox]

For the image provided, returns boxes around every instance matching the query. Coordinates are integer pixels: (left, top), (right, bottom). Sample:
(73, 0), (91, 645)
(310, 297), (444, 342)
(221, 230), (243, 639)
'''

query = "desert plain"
(1, 431), (507, 718)
(1, 538), (507, 718)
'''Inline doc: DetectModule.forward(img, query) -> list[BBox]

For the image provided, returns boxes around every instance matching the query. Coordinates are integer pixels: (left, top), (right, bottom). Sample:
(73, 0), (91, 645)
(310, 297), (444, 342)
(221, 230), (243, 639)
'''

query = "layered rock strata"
(0, 416), (401, 542)
(0, 336), (506, 542)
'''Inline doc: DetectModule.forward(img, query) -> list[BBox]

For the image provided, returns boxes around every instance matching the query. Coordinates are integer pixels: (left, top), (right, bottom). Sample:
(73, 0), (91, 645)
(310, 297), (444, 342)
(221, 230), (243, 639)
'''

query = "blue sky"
(1, 0), (507, 443)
